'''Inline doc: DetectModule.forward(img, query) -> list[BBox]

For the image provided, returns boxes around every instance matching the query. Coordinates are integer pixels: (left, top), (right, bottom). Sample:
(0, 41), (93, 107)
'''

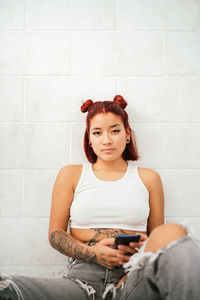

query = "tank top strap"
(73, 163), (89, 196)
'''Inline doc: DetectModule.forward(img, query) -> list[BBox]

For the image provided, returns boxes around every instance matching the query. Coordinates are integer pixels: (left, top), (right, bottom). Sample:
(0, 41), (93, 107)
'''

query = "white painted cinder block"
(165, 32), (200, 75)
(0, 219), (68, 266)
(71, 32), (163, 75)
(165, 124), (200, 168)
(26, 0), (115, 30)
(0, 124), (69, 169)
(117, 0), (200, 30)
(117, 76), (200, 122)
(70, 123), (89, 164)
(0, 171), (22, 217)
(25, 77), (116, 122)
(23, 170), (59, 217)
(0, 78), (24, 121)
(0, 0), (24, 30)
(0, 32), (70, 75)
(132, 122), (164, 169)
(159, 170), (200, 217)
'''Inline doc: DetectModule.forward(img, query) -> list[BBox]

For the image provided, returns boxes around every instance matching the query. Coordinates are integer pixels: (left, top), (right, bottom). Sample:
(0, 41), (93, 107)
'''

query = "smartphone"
(115, 234), (141, 249)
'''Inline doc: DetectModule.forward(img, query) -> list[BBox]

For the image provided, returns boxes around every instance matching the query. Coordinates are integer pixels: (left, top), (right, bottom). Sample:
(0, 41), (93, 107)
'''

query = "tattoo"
(50, 230), (97, 263)
(101, 258), (110, 268)
(99, 253), (110, 268)
(89, 228), (128, 243)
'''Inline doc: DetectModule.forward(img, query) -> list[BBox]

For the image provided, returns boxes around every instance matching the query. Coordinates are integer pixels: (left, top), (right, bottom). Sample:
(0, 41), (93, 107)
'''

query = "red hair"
(80, 95), (140, 163)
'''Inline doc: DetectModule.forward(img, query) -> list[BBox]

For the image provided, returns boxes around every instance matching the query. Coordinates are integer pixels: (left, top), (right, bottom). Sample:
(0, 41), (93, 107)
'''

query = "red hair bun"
(113, 95), (127, 109)
(80, 99), (94, 113)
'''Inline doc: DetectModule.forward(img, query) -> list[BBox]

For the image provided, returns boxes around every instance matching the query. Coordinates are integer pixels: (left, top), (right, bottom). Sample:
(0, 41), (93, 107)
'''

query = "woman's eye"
(92, 130), (120, 135)
(113, 130), (120, 133)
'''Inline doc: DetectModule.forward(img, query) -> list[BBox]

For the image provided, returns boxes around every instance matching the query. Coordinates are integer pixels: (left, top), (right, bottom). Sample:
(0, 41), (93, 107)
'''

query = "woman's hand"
(116, 233), (148, 265)
(92, 238), (121, 269)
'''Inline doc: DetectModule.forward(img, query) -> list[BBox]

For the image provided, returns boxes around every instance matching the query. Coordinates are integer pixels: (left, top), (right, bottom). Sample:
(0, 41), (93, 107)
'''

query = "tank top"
(69, 160), (150, 231)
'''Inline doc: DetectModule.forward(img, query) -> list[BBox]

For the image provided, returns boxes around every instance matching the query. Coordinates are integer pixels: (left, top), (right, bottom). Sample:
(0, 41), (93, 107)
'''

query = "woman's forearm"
(49, 229), (97, 263)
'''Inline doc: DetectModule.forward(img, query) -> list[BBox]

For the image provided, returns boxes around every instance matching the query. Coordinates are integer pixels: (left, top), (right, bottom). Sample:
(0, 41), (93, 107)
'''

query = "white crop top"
(69, 161), (150, 232)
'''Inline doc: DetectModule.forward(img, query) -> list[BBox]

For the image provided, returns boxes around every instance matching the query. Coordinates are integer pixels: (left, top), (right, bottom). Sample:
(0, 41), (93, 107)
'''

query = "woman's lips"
(102, 149), (114, 153)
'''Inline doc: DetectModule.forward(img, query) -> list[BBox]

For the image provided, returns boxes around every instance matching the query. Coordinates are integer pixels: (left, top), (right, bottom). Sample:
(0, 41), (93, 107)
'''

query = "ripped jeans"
(1, 224), (200, 300)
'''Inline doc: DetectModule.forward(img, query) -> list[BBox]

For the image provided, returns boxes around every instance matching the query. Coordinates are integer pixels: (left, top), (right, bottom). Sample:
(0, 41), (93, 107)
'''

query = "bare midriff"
(70, 227), (146, 243)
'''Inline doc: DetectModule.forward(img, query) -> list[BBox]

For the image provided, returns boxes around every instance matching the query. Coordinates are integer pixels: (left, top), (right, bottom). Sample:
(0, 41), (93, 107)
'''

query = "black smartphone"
(115, 234), (141, 249)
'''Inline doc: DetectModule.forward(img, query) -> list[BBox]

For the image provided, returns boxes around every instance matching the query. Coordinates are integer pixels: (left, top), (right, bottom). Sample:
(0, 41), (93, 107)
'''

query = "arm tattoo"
(50, 230), (97, 263)
(89, 228), (128, 243)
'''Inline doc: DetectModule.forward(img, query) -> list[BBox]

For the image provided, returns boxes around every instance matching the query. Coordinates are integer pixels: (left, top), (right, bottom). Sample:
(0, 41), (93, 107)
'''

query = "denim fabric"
(1, 229), (200, 300)
(115, 235), (200, 300)
(0, 261), (125, 300)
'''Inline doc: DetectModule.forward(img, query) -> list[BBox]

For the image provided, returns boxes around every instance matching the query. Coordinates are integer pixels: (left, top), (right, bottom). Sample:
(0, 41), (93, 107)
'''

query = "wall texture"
(0, 0), (200, 277)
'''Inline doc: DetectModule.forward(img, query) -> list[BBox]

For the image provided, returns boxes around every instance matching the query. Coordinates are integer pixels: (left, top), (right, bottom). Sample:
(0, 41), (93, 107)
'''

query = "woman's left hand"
(116, 233), (148, 265)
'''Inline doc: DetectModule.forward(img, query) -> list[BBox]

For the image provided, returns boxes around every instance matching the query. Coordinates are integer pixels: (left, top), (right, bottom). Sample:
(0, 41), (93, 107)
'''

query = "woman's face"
(89, 112), (130, 162)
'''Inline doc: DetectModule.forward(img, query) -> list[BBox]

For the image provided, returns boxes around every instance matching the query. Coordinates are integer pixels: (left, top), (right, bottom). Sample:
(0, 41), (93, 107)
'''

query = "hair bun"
(80, 99), (94, 113)
(113, 95), (127, 109)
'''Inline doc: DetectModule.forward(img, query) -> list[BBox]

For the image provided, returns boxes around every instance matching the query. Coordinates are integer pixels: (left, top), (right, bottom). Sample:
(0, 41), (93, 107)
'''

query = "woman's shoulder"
(59, 163), (83, 173)
(137, 167), (161, 194)
(59, 164), (83, 192)
(138, 167), (160, 177)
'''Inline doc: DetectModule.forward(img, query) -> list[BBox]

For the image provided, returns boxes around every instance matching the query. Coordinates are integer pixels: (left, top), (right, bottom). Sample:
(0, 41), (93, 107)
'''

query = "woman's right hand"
(92, 238), (121, 269)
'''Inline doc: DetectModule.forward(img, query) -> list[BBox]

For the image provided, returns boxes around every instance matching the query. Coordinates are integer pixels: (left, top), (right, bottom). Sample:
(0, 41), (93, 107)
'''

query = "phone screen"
(115, 234), (141, 248)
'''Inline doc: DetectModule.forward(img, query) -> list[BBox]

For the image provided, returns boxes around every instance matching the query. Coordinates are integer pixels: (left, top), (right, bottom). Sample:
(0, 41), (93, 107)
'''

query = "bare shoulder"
(59, 164), (83, 192)
(49, 164), (82, 239)
(137, 167), (162, 194)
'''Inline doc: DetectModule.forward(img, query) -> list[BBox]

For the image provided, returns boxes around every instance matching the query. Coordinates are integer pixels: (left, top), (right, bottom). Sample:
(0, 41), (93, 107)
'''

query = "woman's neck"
(93, 158), (128, 171)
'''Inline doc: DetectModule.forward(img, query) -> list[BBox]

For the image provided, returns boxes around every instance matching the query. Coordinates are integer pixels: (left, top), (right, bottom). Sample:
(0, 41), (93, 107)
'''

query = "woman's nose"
(102, 133), (112, 144)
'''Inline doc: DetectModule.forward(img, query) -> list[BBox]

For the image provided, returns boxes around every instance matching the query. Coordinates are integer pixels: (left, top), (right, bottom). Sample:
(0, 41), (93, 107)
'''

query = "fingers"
(99, 253), (120, 269)
(137, 232), (148, 242)
(129, 241), (143, 249)
(117, 252), (133, 265)
(95, 234), (148, 268)
(99, 238), (115, 247)
(95, 237), (145, 269)
(117, 243), (138, 254)
(95, 241), (122, 269)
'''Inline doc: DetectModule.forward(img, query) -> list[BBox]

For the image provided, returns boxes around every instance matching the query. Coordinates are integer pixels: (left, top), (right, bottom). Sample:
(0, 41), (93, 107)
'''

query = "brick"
(26, 0), (115, 30)
(71, 32), (163, 75)
(117, 0), (200, 30)
(0, 124), (69, 169)
(0, 32), (69, 75)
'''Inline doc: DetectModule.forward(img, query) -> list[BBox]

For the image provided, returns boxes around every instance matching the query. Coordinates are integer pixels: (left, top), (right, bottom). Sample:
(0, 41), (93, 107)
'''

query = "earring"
(89, 142), (92, 147)
(126, 139), (130, 143)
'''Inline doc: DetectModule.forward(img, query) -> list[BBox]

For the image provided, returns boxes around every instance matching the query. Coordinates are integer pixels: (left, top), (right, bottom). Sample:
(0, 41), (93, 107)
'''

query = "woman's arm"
(48, 165), (120, 269)
(146, 170), (165, 235)
(50, 230), (122, 269)
(48, 165), (97, 262)
(49, 229), (97, 263)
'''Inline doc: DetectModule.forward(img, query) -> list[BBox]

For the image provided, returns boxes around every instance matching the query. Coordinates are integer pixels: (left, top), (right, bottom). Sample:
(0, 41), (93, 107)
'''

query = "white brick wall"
(0, 0), (200, 277)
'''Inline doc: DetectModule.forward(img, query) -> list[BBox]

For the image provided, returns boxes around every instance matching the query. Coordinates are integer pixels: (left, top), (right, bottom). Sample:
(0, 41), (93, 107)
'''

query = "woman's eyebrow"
(91, 124), (121, 130)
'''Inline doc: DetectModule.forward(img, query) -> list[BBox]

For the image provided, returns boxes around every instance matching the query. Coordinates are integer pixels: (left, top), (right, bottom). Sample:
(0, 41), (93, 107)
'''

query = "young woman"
(1, 95), (200, 300)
